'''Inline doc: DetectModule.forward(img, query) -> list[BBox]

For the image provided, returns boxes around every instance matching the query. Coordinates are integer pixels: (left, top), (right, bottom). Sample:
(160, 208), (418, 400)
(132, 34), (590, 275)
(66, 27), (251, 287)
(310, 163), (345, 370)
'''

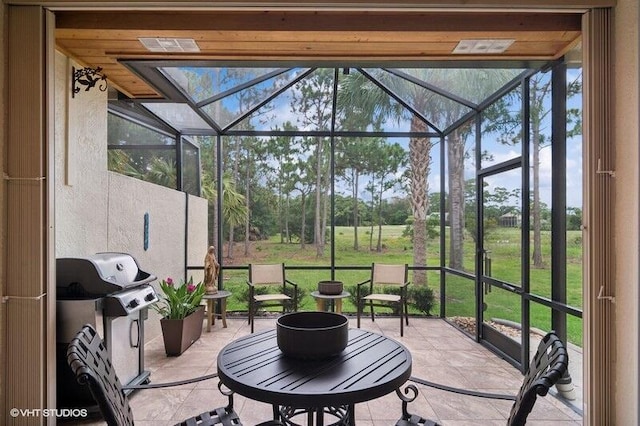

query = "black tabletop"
(217, 328), (412, 407)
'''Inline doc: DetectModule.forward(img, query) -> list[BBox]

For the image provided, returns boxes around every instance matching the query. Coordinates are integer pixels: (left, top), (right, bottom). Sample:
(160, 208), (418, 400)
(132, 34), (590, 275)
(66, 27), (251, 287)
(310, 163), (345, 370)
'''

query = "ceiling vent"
(138, 38), (200, 53)
(453, 39), (515, 54)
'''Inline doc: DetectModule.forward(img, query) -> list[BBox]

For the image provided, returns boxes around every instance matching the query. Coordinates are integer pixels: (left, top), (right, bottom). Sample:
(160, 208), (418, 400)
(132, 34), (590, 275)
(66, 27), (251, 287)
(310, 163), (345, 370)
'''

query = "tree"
(369, 142), (407, 252)
(107, 113), (177, 187)
(290, 69), (335, 257)
(566, 207), (582, 231)
(176, 71), (220, 248)
(107, 149), (143, 180)
(291, 157), (315, 249)
(408, 69), (519, 270)
(145, 157), (177, 188)
(335, 137), (382, 250)
(334, 83), (387, 251)
(484, 70), (582, 268)
(198, 135), (219, 247)
(240, 136), (269, 256)
(338, 70), (432, 285)
(221, 175), (248, 259)
(383, 197), (411, 226)
(265, 123), (301, 244)
(338, 68), (522, 282)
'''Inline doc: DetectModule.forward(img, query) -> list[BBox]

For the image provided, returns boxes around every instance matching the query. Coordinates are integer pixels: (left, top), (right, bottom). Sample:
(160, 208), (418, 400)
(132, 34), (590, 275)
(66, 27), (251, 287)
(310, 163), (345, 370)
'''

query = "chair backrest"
(371, 263), (408, 286)
(507, 331), (569, 426)
(66, 324), (134, 426)
(249, 263), (285, 286)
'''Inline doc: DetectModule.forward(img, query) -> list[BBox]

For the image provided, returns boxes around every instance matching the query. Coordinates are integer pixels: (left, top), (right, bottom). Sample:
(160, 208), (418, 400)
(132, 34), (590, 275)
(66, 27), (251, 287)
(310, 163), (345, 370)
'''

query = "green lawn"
(217, 225), (583, 346)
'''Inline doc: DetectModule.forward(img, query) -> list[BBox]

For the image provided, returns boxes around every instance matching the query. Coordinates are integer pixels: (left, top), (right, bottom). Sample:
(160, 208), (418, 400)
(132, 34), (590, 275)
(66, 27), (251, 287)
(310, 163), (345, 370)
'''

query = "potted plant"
(153, 276), (206, 356)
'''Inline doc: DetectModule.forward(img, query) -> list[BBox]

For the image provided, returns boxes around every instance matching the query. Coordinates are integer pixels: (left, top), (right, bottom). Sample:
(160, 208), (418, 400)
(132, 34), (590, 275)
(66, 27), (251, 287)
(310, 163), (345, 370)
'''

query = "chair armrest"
(284, 279), (298, 288)
(284, 279), (298, 311)
(246, 281), (255, 301)
(356, 279), (372, 301)
(356, 279), (371, 288)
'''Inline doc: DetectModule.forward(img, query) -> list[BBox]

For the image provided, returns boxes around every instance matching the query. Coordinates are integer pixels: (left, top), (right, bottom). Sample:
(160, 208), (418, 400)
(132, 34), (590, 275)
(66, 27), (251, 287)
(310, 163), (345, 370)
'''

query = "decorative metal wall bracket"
(72, 66), (107, 98)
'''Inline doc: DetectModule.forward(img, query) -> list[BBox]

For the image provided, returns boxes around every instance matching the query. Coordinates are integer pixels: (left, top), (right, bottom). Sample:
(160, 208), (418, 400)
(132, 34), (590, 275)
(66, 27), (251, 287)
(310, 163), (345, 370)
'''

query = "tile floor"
(78, 316), (583, 425)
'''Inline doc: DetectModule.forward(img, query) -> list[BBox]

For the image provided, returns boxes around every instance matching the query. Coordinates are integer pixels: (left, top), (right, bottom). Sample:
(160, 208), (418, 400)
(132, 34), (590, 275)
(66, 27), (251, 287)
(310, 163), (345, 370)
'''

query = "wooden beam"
(10, 0), (618, 9)
(52, 8), (583, 98)
(55, 11), (583, 32)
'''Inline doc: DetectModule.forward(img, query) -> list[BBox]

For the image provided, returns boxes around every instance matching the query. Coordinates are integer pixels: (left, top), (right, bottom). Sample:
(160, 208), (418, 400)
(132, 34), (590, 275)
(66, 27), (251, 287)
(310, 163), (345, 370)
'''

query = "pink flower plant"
(152, 276), (205, 320)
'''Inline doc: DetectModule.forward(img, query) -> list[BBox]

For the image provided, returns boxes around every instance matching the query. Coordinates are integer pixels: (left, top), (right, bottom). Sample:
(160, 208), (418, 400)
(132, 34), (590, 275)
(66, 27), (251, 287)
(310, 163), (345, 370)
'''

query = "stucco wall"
(187, 194), (210, 285)
(54, 51), (208, 342)
(106, 172), (195, 339)
(54, 52), (109, 255)
(614, 0), (640, 423)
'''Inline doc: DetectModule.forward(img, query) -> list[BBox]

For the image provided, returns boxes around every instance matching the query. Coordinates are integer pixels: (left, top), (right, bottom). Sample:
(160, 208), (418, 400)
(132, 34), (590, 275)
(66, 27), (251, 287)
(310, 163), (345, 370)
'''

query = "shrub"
(284, 285), (307, 311)
(347, 285), (402, 315)
(237, 284), (306, 312)
(346, 284), (368, 308)
(409, 285), (436, 316)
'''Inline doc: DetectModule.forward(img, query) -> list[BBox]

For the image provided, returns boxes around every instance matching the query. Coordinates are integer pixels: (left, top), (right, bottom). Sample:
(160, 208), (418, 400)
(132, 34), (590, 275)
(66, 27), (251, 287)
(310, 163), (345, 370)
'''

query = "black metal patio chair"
(395, 331), (569, 426)
(66, 324), (282, 426)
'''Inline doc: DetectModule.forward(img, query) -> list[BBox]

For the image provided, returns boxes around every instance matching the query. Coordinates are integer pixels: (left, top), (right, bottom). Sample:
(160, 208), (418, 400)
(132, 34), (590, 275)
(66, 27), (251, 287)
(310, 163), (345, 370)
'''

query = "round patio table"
(217, 327), (412, 425)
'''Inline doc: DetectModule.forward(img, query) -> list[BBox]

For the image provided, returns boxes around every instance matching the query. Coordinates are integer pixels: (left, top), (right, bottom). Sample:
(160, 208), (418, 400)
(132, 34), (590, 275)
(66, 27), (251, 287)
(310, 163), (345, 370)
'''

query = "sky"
(170, 65), (584, 210)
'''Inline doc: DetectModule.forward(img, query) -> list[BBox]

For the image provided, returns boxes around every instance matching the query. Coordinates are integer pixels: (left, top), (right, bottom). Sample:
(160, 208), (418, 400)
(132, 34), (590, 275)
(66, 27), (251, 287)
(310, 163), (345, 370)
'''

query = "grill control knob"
(127, 299), (140, 309)
(144, 293), (156, 302)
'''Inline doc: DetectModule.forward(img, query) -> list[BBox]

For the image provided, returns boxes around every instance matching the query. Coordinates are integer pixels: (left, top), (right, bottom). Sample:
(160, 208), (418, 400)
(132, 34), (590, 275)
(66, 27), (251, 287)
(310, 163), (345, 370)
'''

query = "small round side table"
(202, 290), (232, 332)
(310, 291), (350, 314)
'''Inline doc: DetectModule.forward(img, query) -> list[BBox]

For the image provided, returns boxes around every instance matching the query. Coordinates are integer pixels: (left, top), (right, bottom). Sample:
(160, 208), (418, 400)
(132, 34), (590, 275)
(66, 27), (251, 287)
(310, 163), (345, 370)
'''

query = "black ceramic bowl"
(276, 311), (349, 360)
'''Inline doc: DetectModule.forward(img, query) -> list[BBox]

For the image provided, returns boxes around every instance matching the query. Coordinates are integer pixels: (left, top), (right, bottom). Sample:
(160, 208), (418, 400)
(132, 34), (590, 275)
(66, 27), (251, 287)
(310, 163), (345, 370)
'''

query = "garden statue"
(204, 245), (220, 295)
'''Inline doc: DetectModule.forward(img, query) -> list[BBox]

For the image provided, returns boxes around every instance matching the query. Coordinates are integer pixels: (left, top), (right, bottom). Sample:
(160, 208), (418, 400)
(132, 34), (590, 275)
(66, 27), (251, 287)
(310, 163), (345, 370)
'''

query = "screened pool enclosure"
(107, 60), (583, 375)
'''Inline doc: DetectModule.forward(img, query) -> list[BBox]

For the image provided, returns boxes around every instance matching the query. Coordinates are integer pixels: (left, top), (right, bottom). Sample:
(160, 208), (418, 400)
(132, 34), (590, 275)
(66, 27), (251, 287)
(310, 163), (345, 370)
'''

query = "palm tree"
(146, 157), (177, 188)
(338, 70), (433, 284)
(107, 149), (144, 179)
(221, 175), (248, 259)
(201, 172), (247, 259)
(339, 68), (522, 282)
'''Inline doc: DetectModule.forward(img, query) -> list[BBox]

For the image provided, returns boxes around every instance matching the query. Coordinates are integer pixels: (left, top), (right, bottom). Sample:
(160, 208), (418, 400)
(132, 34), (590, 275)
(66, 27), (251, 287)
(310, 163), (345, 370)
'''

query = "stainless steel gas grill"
(56, 252), (158, 409)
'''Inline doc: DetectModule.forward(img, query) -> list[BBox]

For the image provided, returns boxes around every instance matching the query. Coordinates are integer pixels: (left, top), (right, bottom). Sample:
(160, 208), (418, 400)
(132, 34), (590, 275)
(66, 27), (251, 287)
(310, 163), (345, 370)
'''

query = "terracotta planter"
(160, 306), (205, 356)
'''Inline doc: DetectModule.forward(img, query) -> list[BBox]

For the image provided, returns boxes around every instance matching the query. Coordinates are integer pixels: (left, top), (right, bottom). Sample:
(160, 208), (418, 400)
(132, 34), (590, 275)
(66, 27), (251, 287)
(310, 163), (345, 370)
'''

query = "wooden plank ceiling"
(55, 10), (582, 98)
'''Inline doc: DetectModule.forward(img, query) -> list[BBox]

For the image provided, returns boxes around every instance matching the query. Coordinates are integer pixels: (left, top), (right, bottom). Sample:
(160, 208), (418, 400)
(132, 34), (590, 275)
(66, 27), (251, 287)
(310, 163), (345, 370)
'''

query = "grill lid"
(57, 252), (157, 298)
